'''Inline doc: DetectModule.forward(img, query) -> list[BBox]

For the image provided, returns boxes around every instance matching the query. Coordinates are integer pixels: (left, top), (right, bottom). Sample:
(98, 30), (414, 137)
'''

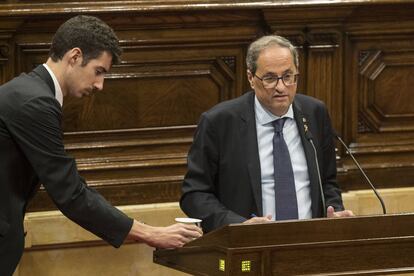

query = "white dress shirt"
(255, 96), (312, 220)
(43, 63), (63, 107)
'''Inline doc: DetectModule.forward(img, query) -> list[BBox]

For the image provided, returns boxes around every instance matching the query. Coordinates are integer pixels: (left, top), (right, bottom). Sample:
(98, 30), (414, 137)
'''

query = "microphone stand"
(335, 134), (387, 215)
(303, 127), (327, 217)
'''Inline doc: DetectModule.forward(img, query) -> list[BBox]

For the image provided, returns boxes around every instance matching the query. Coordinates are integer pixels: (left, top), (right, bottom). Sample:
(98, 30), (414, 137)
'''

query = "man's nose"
(275, 78), (285, 92)
(94, 78), (104, 91)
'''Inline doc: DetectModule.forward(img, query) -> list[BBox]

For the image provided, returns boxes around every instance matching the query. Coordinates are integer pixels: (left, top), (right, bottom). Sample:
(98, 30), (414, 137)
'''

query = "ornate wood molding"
(0, 0), (409, 210)
(1, 1), (414, 17)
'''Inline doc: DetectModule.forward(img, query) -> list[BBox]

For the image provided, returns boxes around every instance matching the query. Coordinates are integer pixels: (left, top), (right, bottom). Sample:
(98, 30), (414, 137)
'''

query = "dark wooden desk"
(0, 1), (413, 210)
(155, 213), (414, 275)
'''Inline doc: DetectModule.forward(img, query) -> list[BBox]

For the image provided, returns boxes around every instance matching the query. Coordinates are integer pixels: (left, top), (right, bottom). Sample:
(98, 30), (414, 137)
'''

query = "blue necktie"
(273, 118), (298, 220)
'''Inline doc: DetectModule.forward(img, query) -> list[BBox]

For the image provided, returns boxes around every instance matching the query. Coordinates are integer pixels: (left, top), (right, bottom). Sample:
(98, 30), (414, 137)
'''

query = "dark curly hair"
(49, 15), (122, 65)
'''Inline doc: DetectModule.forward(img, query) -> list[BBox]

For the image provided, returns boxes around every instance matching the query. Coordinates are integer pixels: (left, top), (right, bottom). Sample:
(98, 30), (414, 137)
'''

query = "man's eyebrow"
(98, 66), (108, 73)
(263, 69), (294, 77)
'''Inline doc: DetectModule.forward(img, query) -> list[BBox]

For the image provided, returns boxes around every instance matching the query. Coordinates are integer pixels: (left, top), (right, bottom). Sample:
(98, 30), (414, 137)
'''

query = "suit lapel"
(240, 92), (263, 216)
(239, 94), (322, 217)
(32, 65), (55, 96)
(293, 100), (321, 217)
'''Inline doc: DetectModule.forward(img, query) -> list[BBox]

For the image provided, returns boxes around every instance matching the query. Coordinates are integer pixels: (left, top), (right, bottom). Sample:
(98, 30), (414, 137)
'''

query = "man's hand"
(128, 220), (203, 249)
(243, 214), (272, 224)
(326, 206), (354, 218)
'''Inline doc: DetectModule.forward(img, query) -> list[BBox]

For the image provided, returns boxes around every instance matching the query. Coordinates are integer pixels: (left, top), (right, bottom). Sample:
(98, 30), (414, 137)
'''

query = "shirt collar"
(254, 95), (294, 126)
(42, 63), (63, 107)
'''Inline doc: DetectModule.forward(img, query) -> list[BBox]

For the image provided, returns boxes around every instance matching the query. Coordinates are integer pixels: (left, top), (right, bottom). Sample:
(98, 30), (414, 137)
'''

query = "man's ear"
(67, 48), (83, 65)
(247, 70), (255, 89)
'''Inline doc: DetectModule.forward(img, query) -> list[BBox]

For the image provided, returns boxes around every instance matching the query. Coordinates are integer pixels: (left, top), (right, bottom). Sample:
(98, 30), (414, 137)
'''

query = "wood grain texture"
(155, 214), (414, 275)
(0, 1), (413, 210)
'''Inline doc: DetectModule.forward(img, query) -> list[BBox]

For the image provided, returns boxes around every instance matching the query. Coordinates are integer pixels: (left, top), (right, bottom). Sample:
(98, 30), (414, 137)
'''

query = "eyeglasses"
(254, 73), (299, 89)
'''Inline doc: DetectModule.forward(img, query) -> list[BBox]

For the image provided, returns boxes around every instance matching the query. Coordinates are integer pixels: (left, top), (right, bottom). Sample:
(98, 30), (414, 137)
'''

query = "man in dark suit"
(0, 15), (202, 276)
(180, 35), (353, 233)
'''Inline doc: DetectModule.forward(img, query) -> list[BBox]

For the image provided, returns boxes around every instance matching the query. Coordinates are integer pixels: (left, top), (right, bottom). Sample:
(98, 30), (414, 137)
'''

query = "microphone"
(302, 118), (326, 217)
(334, 132), (387, 215)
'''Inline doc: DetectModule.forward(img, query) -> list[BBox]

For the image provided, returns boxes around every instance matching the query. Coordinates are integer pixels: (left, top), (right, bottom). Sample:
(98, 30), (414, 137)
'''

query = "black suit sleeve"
(7, 96), (132, 247)
(181, 114), (246, 232)
(320, 106), (344, 211)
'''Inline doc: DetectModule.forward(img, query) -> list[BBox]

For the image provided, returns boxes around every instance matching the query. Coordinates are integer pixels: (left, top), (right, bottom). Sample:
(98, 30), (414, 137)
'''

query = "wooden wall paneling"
(62, 57), (235, 131)
(342, 6), (414, 189)
(29, 127), (197, 211)
(1, 1), (414, 209)
(305, 30), (343, 132)
(14, 25), (54, 75)
(264, 11), (347, 180)
(303, 29), (346, 169)
(22, 11), (263, 211)
(0, 40), (7, 84)
(263, 6), (346, 139)
(0, 18), (23, 84)
(0, 28), (9, 84)
(264, 3), (414, 191)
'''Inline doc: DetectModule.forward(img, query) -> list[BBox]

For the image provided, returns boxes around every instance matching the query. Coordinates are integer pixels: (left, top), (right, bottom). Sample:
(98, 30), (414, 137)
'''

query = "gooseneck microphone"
(334, 133), (387, 215)
(303, 123), (327, 217)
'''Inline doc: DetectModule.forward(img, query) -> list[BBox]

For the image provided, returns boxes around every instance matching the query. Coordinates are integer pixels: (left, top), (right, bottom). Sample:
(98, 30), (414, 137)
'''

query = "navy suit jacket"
(180, 91), (344, 233)
(0, 65), (132, 275)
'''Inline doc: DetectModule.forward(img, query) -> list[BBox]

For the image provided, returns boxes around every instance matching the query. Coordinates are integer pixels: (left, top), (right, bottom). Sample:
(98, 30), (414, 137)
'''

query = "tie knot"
(273, 118), (287, 133)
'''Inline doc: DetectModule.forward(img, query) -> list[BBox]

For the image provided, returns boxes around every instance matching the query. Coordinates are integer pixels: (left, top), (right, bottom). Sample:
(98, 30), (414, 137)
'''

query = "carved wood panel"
(342, 18), (414, 188)
(8, 11), (260, 211)
(62, 57), (235, 131)
(262, 2), (414, 190)
(359, 49), (414, 132)
(0, 1), (413, 210)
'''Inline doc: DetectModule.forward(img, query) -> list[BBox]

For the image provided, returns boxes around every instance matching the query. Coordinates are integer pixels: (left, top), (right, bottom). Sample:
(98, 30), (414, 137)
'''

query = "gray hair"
(246, 35), (299, 74)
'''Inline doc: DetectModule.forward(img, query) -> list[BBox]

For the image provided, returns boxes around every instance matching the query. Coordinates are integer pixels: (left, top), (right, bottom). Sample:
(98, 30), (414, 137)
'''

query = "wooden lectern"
(154, 214), (414, 275)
